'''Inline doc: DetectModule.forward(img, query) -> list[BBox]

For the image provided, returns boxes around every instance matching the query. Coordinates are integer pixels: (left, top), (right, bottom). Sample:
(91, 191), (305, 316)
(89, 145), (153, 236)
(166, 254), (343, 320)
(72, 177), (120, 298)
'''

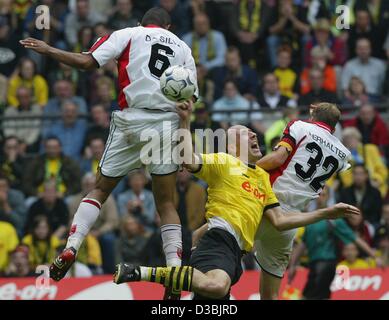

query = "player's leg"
(114, 264), (231, 299)
(50, 169), (121, 281)
(151, 172), (182, 267)
(254, 216), (296, 299)
(260, 268), (282, 300)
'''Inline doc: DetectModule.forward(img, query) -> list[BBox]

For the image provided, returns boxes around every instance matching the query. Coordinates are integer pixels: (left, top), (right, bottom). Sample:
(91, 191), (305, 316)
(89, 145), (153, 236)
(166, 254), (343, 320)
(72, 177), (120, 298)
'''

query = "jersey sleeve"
(182, 43), (199, 100)
(192, 153), (228, 183)
(276, 120), (301, 153)
(262, 172), (280, 210)
(87, 28), (133, 67)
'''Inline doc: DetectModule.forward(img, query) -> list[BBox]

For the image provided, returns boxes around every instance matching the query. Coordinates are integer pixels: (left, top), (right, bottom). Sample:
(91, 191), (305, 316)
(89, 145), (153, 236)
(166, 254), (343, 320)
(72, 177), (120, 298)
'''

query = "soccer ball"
(160, 65), (196, 102)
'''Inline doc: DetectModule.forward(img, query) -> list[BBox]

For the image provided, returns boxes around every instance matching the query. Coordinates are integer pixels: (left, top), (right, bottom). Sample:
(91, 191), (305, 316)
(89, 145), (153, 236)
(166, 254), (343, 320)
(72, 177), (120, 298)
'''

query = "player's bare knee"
(202, 278), (230, 299)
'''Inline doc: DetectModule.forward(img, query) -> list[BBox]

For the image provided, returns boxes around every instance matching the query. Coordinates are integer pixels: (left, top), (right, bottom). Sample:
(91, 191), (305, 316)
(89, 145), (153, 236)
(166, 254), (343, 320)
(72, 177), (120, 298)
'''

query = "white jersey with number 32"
(270, 120), (351, 212)
(87, 25), (198, 111)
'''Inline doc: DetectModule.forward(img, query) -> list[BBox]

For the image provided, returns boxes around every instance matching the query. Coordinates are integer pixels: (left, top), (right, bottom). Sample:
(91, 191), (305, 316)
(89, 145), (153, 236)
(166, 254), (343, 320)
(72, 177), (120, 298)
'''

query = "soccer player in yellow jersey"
(113, 101), (360, 300)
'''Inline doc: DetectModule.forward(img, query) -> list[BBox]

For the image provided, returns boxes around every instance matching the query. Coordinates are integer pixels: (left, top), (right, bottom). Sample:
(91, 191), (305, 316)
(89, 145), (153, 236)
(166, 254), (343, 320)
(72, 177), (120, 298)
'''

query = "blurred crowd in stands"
(0, 0), (389, 278)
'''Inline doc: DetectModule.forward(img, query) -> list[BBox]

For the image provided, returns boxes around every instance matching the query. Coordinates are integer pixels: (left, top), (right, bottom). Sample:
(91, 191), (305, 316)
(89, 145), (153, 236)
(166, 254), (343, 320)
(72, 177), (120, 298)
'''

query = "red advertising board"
(0, 268), (388, 300)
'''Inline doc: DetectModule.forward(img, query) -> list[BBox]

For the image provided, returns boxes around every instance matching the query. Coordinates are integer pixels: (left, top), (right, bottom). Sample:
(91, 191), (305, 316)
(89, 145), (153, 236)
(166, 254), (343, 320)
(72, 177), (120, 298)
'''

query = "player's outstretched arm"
(176, 101), (201, 172)
(256, 146), (289, 171)
(265, 203), (361, 231)
(20, 38), (98, 70)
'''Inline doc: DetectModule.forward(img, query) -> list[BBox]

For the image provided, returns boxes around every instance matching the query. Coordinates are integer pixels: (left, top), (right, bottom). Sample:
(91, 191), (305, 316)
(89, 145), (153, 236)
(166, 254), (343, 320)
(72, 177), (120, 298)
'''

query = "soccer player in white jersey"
(254, 103), (353, 299)
(20, 8), (198, 298)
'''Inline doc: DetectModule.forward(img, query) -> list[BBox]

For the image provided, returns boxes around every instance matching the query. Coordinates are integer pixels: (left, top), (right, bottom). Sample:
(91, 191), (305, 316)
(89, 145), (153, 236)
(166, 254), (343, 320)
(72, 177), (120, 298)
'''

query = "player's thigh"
(254, 216), (296, 278)
(260, 268), (282, 300)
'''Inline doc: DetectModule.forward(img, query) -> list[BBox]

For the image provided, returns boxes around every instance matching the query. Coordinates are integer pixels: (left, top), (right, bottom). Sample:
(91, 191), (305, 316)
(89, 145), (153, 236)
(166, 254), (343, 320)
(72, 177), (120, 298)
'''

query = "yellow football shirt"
(193, 153), (279, 251)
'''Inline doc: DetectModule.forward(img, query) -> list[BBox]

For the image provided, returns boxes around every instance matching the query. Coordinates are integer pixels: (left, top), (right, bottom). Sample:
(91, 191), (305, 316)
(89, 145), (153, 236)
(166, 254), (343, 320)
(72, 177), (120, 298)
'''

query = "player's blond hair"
(311, 102), (341, 129)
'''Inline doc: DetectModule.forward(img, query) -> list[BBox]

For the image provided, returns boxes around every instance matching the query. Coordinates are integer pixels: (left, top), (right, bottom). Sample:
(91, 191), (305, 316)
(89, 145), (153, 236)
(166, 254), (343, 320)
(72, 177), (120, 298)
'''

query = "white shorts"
(99, 108), (179, 177)
(254, 203), (299, 278)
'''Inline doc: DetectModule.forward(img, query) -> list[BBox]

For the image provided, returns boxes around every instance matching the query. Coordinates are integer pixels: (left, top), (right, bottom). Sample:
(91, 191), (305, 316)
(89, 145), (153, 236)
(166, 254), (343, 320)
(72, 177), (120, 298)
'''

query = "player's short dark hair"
(141, 7), (171, 28)
(311, 102), (341, 129)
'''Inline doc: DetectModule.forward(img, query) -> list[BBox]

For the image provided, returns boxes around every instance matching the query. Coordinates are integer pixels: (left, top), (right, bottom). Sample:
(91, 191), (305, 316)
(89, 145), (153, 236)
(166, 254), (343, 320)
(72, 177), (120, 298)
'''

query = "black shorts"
(190, 228), (244, 299)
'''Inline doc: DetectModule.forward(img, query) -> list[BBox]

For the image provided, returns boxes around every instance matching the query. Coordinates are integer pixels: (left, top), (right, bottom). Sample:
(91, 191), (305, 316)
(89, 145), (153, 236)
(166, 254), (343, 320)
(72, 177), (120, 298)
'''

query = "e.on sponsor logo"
(0, 283), (57, 300)
(331, 275), (382, 292)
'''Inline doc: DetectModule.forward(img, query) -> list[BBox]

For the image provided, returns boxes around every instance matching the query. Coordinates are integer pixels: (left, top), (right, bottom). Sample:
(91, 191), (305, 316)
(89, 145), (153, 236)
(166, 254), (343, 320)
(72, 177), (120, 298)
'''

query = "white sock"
(66, 198), (101, 251)
(160, 224), (182, 267)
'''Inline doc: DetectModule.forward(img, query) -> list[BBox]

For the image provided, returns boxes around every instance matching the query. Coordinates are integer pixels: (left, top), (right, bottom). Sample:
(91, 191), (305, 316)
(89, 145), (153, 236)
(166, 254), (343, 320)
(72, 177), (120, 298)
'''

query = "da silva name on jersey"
(309, 131), (347, 160)
(145, 34), (181, 47)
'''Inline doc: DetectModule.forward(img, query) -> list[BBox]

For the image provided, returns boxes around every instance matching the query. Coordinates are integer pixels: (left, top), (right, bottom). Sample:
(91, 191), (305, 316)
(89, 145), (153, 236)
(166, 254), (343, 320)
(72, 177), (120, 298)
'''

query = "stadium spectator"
(374, 225), (389, 267)
(175, 169), (206, 232)
(231, 0), (272, 68)
(211, 46), (258, 101)
(115, 214), (151, 265)
(339, 127), (388, 197)
(303, 18), (347, 67)
(266, 0), (310, 68)
(342, 76), (382, 108)
(257, 73), (297, 109)
(337, 242), (372, 269)
(22, 215), (61, 268)
(73, 25), (94, 54)
(44, 100), (87, 159)
(83, 105), (110, 147)
(196, 64), (215, 105)
(89, 76), (118, 112)
(159, 0), (190, 37)
(7, 57), (48, 108)
(264, 107), (299, 153)
(47, 63), (83, 98)
(44, 79), (88, 120)
(288, 218), (378, 300)
(300, 46), (337, 95)
(273, 46), (298, 99)
(182, 13), (227, 72)
(67, 172), (119, 274)
(3, 245), (35, 277)
(25, 181), (69, 239)
(117, 170), (156, 231)
(0, 220), (19, 275)
(346, 211), (375, 248)
(23, 136), (81, 197)
(0, 15), (24, 77)
(107, 0), (141, 31)
(341, 38), (387, 97)
(211, 79), (262, 131)
(347, 9), (385, 59)
(0, 174), (26, 236)
(64, 0), (106, 49)
(3, 86), (42, 151)
(339, 164), (383, 226)
(343, 104), (389, 163)
(191, 101), (223, 154)
(0, 136), (26, 190)
(80, 137), (105, 175)
(298, 68), (338, 108)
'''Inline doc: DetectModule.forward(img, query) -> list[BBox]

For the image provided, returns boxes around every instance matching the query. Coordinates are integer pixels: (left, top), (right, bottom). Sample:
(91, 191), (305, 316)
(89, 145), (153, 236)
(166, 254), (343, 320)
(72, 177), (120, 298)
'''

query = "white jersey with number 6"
(270, 120), (351, 212)
(87, 25), (198, 111)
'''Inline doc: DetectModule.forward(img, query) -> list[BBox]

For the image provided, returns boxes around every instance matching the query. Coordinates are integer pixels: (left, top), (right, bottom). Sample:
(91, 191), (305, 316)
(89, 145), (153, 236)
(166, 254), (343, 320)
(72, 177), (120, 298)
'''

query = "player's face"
(236, 127), (262, 161)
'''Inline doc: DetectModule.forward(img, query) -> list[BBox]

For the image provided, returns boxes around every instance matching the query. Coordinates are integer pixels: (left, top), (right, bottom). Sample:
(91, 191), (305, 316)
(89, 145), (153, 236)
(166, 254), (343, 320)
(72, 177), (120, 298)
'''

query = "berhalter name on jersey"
(85, 25), (198, 112)
(270, 120), (351, 211)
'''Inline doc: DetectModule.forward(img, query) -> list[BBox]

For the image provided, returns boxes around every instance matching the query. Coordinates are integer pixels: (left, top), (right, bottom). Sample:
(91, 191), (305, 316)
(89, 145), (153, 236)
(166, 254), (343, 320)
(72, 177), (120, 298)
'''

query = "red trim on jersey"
(88, 34), (111, 53)
(310, 121), (334, 133)
(144, 24), (161, 28)
(269, 135), (307, 186)
(117, 40), (132, 110)
(82, 199), (101, 210)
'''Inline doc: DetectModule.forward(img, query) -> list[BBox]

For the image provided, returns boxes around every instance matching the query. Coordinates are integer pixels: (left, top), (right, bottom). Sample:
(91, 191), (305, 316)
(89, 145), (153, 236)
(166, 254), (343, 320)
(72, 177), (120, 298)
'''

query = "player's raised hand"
(175, 100), (193, 121)
(20, 38), (50, 54)
(325, 203), (361, 219)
